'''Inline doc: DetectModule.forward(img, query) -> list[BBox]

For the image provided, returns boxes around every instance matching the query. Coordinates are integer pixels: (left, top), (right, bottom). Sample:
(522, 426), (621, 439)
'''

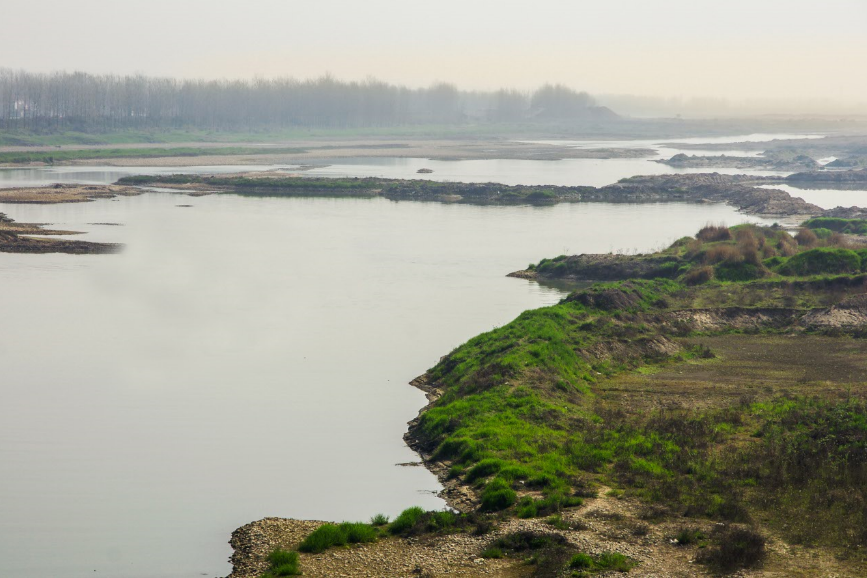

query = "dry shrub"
(696, 224), (732, 243)
(697, 525), (766, 572)
(684, 265), (714, 285)
(683, 238), (703, 259)
(828, 232), (850, 248)
(795, 228), (818, 247)
(704, 244), (742, 265)
(777, 233), (798, 257)
(735, 230), (761, 266)
(761, 245), (778, 258)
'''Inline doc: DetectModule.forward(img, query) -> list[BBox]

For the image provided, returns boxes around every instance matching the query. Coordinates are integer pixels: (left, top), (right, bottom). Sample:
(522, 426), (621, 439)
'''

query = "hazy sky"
(3, 0), (866, 103)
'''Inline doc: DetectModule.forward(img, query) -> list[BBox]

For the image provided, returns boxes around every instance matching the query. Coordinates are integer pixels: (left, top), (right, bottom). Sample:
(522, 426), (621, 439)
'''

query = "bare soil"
(598, 333), (867, 413)
(0, 184), (141, 204)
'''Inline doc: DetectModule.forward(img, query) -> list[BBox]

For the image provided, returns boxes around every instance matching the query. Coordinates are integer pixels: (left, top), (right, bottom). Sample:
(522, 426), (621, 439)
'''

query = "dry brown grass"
(696, 224), (732, 243)
(778, 233), (799, 256)
(795, 228), (819, 247)
(704, 244), (742, 265)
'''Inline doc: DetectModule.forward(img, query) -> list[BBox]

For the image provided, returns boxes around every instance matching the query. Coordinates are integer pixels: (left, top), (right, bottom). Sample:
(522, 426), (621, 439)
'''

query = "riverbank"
(226, 223), (867, 577)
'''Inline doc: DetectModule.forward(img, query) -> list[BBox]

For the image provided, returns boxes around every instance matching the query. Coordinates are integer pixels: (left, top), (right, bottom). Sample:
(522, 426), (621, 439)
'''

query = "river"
(0, 134), (809, 578)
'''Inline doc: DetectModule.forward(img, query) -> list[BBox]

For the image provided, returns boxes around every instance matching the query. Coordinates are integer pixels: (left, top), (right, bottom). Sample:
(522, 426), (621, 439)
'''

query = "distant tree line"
(0, 69), (614, 132)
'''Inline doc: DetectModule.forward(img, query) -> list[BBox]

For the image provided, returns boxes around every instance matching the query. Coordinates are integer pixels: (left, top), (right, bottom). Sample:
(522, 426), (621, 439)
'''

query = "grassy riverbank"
(404, 224), (867, 574)
(231, 224), (867, 577)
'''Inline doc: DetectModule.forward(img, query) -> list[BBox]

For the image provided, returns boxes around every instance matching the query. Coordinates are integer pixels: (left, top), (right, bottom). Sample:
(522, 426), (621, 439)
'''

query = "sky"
(3, 0), (866, 107)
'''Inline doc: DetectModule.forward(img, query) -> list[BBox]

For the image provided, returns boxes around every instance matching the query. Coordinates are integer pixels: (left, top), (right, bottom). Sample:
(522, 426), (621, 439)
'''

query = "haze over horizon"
(3, 0), (866, 116)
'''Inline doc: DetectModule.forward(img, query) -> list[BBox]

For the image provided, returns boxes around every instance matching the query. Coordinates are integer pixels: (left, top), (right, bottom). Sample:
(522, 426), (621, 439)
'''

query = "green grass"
(262, 549), (300, 577)
(369, 513), (389, 526)
(673, 527), (707, 546)
(803, 217), (867, 236)
(409, 226), (867, 556)
(297, 521), (379, 553)
(387, 507), (426, 535)
(516, 493), (584, 518)
(774, 247), (862, 276)
(531, 223), (867, 286)
(569, 551), (636, 573)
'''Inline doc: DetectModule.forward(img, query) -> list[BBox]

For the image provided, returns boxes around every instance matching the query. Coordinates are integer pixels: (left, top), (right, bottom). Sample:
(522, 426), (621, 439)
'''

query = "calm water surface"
(0, 133), (820, 190)
(760, 183), (867, 210)
(0, 137), (791, 578)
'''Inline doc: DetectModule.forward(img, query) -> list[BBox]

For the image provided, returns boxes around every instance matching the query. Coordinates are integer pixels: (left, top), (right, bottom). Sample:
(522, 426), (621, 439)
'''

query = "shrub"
(683, 265), (713, 285)
(388, 506), (426, 535)
(704, 244), (741, 265)
(488, 531), (566, 552)
(569, 552), (594, 569)
(795, 228), (818, 247)
(569, 551), (636, 572)
(369, 513), (389, 526)
(777, 233), (799, 256)
(696, 526), (766, 571)
(811, 227), (833, 239)
(776, 247), (861, 276)
(714, 261), (764, 282)
(341, 522), (378, 544)
(546, 514), (570, 530)
(828, 232), (849, 247)
(264, 549), (300, 577)
(803, 217), (867, 235)
(480, 547), (504, 558)
(696, 225), (732, 243)
(516, 493), (584, 518)
(480, 478), (517, 512)
(425, 510), (458, 532)
(298, 524), (347, 553)
(595, 552), (637, 572)
(674, 527), (706, 545)
(297, 522), (378, 553)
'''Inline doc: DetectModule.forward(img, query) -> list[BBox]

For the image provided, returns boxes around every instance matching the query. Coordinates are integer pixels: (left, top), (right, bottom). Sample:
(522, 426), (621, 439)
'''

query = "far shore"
(0, 138), (655, 168)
